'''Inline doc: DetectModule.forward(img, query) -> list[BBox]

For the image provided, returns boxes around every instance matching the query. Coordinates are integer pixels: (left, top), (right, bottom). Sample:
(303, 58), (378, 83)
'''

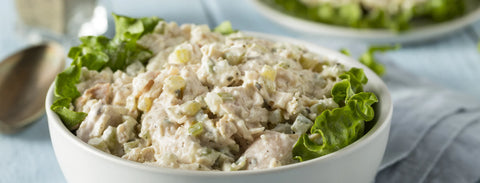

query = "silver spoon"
(0, 43), (65, 134)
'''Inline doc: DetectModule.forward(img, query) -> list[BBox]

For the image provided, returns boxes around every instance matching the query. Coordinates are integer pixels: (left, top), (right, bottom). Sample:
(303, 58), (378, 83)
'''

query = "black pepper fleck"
(255, 82), (262, 90)
(305, 107), (311, 113)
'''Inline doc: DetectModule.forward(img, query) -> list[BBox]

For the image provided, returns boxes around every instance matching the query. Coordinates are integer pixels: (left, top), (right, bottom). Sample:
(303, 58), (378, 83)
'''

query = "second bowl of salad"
(252, 0), (480, 43)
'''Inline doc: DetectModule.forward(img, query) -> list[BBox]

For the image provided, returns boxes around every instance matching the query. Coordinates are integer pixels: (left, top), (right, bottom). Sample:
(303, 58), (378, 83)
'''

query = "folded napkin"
(375, 62), (480, 183)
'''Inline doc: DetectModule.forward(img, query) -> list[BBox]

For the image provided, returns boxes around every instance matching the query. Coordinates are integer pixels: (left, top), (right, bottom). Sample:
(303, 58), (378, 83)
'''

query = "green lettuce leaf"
(348, 92), (378, 121)
(51, 13), (161, 130)
(213, 21), (237, 35)
(51, 62), (88, 130)
(339, 48), (351, 56)
(340, 45), (400, 76)
(426, 0), (465, 21)
(113, 14), (162, 41)
(331, 79), (354, 105)
(292, 68), (378, 161)
(339, 67), (368, 93)
(51, 97), (87, 130)
(338, 3), (362, 27)
(263, 0), (466, 31)
(359, 45), (400, 76)
(53, 63), (82, 99)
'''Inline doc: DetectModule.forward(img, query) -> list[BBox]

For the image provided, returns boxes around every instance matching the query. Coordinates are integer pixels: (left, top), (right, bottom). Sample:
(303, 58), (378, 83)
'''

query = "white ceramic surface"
(46, 32), (393, 183)
(251, 0), (480, 43)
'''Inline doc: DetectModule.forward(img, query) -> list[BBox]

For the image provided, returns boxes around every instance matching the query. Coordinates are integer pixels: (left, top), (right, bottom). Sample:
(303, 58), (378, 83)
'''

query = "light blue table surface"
(1, 0), (479, 182)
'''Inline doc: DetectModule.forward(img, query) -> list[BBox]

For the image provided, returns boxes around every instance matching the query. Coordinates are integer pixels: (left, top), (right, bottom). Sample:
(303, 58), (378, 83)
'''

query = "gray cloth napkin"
(375, 63), (480, 183)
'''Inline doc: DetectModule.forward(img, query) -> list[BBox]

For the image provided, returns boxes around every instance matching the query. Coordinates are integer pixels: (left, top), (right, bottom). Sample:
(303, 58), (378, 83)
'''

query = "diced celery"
(261, 65), (276, 81)
(277, 62), (290, 69)
(299, 54), (318, 69)
(123, 140), (140, 154)
(164, 75), (186, 97)
(312, 63), (326, 73)
(181, 101), (201, 116)
(230, 156), (247, 171)
(101, 126), (118, 150)
(225, 51), (244, 65)
(188, 122), (204, 136)
(88, 137), (110, 153)
(174, 48), (191, 64)
(138, 96), (152, 112)
(207, 58), (215, 73)
(261, 65), (277, 92)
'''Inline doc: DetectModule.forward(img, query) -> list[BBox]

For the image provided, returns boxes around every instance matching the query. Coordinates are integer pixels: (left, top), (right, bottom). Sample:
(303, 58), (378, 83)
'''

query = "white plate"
(251, 0), (480, 43)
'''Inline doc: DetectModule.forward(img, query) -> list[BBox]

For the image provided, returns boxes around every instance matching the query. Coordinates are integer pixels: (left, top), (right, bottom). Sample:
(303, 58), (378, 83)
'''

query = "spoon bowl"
(0, 43), (64, 134)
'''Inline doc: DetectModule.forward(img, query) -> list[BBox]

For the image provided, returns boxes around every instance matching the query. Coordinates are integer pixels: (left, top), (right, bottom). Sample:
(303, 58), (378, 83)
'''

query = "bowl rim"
(46, 31), (393, 177)
(250, 0), (480, 43)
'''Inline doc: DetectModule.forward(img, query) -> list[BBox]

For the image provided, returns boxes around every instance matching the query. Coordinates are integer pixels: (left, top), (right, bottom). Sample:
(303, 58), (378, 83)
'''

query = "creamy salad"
(51, 14), (377, 171)
(263, 0), (466, 31)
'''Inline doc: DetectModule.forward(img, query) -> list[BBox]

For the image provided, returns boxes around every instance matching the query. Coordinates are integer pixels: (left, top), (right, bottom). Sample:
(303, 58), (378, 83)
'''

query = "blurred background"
(0, 0), (479, 182)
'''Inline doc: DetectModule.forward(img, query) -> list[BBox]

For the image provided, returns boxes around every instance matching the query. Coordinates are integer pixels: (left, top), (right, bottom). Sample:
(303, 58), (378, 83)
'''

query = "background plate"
(251, 0), (480, 43)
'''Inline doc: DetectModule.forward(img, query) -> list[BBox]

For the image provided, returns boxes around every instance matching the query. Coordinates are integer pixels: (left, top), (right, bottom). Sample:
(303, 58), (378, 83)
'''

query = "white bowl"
(251, 0), (480, 43)
(46, 32), (393, 183)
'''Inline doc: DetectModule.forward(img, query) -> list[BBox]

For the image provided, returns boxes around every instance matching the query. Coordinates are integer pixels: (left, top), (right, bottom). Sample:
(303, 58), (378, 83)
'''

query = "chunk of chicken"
(240, 131), (299, 170)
